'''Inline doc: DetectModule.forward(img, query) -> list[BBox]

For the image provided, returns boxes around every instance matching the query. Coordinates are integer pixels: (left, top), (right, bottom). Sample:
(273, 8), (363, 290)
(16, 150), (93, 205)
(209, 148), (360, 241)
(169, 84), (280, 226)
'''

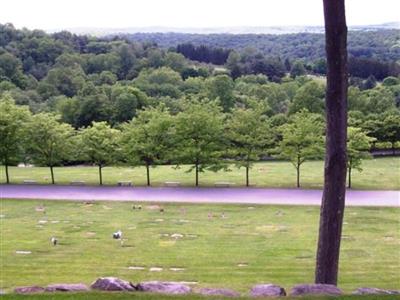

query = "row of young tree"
(1, 94), (376, 188)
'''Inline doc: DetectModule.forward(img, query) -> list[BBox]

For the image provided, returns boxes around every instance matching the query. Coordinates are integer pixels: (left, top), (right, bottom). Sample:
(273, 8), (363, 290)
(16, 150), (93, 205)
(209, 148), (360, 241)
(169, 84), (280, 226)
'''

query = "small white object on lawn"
(51, 237), (58, 246)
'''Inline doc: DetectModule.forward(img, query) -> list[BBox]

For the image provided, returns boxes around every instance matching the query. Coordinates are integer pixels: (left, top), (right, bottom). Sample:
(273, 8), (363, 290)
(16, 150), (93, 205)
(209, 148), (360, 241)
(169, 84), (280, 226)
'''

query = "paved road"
(1, 184), (399, 207)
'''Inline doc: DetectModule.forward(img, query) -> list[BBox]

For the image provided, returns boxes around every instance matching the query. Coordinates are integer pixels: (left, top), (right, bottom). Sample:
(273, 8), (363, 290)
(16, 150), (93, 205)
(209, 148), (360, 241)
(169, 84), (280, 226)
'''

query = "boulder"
(14, 286), (45, 294)
(45, 283), (89, 292)
(137, 281), (191, 294)
(353, 287), (400, 295)
(250, 284), (286, 297)
(91, 277), (135, 291)
(198, 288), (240, 297)
(290, 284), (342, 296)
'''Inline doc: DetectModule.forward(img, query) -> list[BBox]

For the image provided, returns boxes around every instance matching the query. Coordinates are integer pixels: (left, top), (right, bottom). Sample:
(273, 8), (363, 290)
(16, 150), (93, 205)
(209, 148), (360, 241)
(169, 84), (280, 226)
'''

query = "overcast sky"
(1, 0), (399, 30)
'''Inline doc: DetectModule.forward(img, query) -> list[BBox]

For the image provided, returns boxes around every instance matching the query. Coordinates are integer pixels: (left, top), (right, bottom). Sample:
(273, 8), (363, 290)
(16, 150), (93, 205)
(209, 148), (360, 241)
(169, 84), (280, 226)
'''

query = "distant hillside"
(53, 23), (400, 36)
(110, 29), (400, 63)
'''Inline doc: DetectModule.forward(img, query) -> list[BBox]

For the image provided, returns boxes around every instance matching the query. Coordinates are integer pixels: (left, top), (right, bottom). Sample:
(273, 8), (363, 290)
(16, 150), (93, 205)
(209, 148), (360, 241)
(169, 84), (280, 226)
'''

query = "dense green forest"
(119, 30), (400, 78)
(120, 30), (400, 61)
(1, 23), (399, 183)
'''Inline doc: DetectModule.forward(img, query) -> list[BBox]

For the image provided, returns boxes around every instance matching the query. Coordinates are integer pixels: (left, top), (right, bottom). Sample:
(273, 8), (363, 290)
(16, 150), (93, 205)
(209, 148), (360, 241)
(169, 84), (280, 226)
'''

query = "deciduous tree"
(276, 110), (324, 187)
(227, 105), (273, 186)
(121, 105), (173, 186)
(347, 127), (375, 188)
(0, 94), (31, 183)
(79, 121), (120, 185)
(27, 113), (75, 184)
(174, 99), (226, 186)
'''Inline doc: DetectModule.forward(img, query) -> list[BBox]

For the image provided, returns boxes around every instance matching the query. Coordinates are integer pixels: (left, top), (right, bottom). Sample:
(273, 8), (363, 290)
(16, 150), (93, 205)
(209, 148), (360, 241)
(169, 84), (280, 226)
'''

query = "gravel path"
(1, 184), (399, 207)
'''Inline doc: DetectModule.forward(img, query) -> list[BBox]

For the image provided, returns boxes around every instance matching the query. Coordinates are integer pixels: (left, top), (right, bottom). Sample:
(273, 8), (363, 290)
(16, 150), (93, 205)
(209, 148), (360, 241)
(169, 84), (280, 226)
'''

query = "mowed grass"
(1, 157), (399, 190)
(2, 293), (400, 300)
(1, 200), (399, 295)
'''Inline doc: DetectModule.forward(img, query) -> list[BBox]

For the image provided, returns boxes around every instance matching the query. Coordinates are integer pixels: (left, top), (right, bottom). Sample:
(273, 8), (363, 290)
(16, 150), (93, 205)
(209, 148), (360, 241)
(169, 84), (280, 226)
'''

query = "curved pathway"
(1, 184), (399, 207)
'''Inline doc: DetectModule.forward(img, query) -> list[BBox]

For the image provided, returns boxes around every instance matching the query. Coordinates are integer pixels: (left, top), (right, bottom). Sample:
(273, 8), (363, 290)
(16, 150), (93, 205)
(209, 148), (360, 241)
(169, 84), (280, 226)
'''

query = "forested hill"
(112, 30), (400, 63)
(1, 23), (399, 157)
(0, 24), (400, 161)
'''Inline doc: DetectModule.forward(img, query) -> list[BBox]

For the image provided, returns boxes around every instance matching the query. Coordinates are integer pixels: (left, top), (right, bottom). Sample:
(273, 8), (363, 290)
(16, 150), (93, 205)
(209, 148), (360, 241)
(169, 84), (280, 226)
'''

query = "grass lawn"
(1, 199), (399, 296)
(1, 157), (399, 190)
(2, 292), (400, 300)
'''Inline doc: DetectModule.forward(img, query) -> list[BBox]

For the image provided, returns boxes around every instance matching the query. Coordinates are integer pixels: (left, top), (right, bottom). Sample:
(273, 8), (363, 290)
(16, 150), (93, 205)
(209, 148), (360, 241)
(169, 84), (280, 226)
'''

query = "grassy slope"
(1, 157), (399, 190)
(1, 200), (399, 294)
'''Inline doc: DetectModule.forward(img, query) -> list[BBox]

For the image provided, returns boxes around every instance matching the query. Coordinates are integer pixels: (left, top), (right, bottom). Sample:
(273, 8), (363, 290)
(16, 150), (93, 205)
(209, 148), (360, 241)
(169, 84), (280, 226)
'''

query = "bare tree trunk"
(315, 0), (348, 286)
(5, 164), (10, 184)
(50, 165), (55, 185)
(296, 166), (300, 188)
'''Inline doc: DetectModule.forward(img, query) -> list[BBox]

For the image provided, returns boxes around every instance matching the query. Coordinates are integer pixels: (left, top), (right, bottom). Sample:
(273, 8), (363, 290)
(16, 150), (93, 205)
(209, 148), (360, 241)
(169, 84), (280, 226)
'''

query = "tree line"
(1, 94), (385, 188)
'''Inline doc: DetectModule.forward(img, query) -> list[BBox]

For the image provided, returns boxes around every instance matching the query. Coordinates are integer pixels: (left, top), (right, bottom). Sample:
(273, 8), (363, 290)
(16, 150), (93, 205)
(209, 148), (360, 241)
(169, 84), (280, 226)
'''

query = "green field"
(1, 199), (399, 295)
(1, 157), (399, 189)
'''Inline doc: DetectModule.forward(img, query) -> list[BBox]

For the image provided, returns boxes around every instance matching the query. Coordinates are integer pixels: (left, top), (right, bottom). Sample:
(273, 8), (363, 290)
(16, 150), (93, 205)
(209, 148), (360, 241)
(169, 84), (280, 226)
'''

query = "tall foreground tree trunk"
(315, 0), (348, 286)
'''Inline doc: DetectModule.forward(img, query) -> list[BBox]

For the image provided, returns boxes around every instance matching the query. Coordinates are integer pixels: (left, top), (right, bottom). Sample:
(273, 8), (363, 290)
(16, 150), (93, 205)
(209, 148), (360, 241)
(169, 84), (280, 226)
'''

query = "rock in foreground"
(45, 283), (89, 292)
(290, 284), (342, 296)
(137, 281), (191, 294)
(91, 277), (135, 291)
(250, 284), (286, 297)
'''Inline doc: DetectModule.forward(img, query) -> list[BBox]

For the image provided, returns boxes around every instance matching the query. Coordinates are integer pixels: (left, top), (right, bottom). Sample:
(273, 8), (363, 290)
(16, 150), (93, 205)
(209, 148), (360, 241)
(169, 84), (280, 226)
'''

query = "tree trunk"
(98, 165), (103, 186)
(246, 165), (249, 187)
(146, 163), (151, 186)
(296, 166), (300, 188)
(50, 165), (55, 185)
(392, 142), (396, 156)
(316, 0), (348, 286)
(348, 166), (351, 189)
(5, 164), (10, 184)
(195, 163), (199, 187)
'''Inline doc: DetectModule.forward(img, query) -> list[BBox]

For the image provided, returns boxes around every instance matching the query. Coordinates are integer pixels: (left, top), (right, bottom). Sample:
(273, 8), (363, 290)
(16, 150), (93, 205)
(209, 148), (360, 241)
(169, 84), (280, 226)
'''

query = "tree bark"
(315, 0), (348, 286)
(5, 164), (10, 184)
(50, 165), (55, 185)
(98, 165), (103, 186)
(146, 163), (151, 186)
(296, 166), (300, 188)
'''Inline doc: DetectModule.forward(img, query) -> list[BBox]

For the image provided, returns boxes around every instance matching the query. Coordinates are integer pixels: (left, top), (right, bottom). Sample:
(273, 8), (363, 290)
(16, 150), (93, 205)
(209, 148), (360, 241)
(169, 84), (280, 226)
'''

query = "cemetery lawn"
(2, 293), (400, 300)
(1, 199), (399, 295)
(1, 157), (399, 190)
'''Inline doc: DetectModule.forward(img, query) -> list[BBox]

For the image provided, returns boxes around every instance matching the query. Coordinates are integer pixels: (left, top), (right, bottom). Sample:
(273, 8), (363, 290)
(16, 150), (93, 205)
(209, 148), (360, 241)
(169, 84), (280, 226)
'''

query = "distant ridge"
(48, 22), (400, 36)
